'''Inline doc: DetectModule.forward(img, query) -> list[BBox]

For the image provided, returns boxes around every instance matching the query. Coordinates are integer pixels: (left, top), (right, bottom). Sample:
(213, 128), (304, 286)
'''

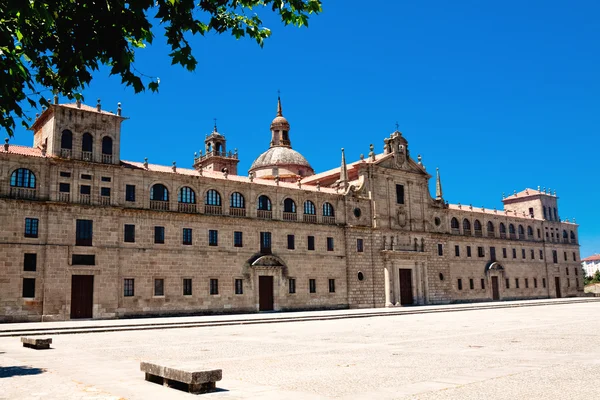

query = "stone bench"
(140, 361), (222, 394)
(21, 337), (52, 350)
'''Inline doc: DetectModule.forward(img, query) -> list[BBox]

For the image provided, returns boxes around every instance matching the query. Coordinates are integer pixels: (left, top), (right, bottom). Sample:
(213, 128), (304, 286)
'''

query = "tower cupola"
(269, 96), (291, 147)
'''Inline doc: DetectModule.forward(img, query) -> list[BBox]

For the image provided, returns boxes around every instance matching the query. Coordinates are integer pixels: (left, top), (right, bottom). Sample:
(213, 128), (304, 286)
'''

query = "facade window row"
(59, 130), (114, 163)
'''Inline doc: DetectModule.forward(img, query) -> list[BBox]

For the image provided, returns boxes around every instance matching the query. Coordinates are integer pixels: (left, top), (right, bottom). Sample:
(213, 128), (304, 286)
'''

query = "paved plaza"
(0, 301), (598, 399)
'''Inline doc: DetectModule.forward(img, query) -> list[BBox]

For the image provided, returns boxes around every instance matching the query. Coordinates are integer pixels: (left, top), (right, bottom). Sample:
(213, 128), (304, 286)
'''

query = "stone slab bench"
(21, 337), (52, 350)
(140, 361), (222, 394)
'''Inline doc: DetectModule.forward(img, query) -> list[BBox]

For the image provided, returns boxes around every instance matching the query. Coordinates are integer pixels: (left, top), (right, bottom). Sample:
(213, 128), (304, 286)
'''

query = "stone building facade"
(0, 97), (583, 322)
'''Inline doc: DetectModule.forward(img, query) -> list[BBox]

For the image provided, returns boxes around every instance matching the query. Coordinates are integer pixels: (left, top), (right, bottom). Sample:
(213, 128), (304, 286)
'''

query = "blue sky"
(8, 1), (600, 257)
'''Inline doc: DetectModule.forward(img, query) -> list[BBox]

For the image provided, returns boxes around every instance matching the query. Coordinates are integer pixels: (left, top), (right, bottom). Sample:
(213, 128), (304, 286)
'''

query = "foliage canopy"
(0, 0), (322, 136)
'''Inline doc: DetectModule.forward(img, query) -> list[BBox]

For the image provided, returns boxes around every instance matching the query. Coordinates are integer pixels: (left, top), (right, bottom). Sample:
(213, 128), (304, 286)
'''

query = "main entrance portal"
(71, 275), (94, 319)
(259, 275), (274, 311)
(399, 269), (413, 305)
(491, 276), (500, 300)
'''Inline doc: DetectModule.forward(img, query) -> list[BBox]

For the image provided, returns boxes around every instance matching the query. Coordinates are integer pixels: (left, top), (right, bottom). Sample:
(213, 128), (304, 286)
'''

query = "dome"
(249, 146), (314, 172)
(270, 115), (290, 129)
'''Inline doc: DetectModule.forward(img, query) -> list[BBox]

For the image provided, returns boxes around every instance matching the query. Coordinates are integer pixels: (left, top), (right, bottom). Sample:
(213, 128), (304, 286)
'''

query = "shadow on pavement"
(0, 365), (45, 378)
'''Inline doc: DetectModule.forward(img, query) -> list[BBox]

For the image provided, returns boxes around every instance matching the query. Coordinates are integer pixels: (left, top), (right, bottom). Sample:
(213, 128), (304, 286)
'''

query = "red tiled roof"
(503, 188), (555, 201)
(0, 144), (46, 158)
(60, 103), (120, 116)
(583, 254), (600, 262)
(301, 152), (393, 185)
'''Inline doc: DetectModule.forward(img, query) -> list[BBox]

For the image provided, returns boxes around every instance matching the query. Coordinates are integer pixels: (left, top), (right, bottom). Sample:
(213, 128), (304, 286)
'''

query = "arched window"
(570, 231), (576, 241)
(304, 200), (316, 215)
(500, 223), (506, 238)
(527, 226), (534, 237)
(215, 143), (222, 153)
(82, 132), (93, 152)
(487, 221), (495, 234)
(562, 230), (568, 239)
(509, 224), (515, 234)
(10, 168), (36, 188)
(101, 136), (113, 155)
(323, 202), (335, 217)
(474, 220), (482, 231)
(178, 187), (196, 203)
(230, 192), (245, 208)
(463, 219), (471, 232)
(61, 130), (72, 149)
(518, 225), (525, 239)
(284, 198), (296, 213)
(205, 189), (221, 206)
(150, 184), (169, 201)
(451, 217), (460, 230)
(257, 195), (271, 211)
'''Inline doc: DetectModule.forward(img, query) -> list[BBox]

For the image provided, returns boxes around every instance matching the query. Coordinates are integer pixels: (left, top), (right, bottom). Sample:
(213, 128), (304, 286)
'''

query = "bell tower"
(193, 121), (239, 174)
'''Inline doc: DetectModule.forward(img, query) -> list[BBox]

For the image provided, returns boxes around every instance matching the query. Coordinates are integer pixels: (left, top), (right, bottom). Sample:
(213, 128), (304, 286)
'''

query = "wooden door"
(555, 277), (561, 298)
(259, 276), (274, 311)
(71, 275), (94, 319)
(399, 269), (413, 305)
(491, 276), (500, 300)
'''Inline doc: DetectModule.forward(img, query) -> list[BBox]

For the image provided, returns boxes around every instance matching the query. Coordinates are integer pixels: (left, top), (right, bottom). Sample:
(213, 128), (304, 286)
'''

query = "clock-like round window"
(357, 271), (365, 281)
(353, 208), (362, 218)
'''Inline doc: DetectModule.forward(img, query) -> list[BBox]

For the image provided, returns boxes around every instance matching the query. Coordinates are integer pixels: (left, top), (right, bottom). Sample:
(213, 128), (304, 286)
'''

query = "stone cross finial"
(4, 138), (8, 152)
(369, 144), (375, 161)
(97, 98), (101, 112)
(172, 161), (176, 173)
(143, 158), (148, 169)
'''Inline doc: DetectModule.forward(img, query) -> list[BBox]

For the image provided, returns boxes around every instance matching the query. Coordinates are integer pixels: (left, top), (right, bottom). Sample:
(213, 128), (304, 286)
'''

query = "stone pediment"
(375, 154), (430, 176)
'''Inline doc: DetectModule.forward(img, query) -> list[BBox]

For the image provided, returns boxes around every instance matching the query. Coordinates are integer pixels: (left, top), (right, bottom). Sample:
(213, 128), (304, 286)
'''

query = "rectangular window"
(567, 278), (570, 287)
(209, 230), (218, 246)
(309, 278), (316, 293)
(307, 236), (315, 251)
(566, 267), (569, 275)
(525, 278), (529, 288)
(287, 234), (295, 250)
(455, 245), (460, 257)
(101, 176), (111, 182)
(260, 232), (272, 254)
(534, 278), (538, 288)
(60, 171), (71, 178)
(478, 247), (485, 258)
(564, 251), (568, 261)
(235, 279), (243, 295)
(124, 224), (135, 243)
(183, 228), (193, 245)
(506, 278), (510, 289)
(125, 184), (136, 202)
(59, 182), (70, 193)
(576, 278), (579, 288)
(522, 249), (526, 259)
(71, 254), (95, 265)
(22, 278), (35, 298)
(209, 279), (219, 295)
(76, 219), (93, 246)
(81, 174), (92, 180)
(573, 252), (577, 262)
(529, 207), (534, 217)
(183, 278), (192, 296)
(154, 279), (164, 296)
(467, 246), (472, 258)
(80, 185), (91, 195)
(469, 278), (474, 290)
(457, 279), (463, 291)
(531, 249), (535, 259)
(289, 278), (296, 294)
(543, 278), (546, 288)
(503, 248), (507, 258)
(357, 238), (364, 252)
(512, 249), (517, 259)
(327, 237), (334, 251)
(490, 247), (496, 261)
(437, 243), (443, 256)
(100, 187), (111, 197)
(540, 250), (544, 260)
(24, 218), (39, 238)
(481, 279), (485, 290)
(396, 184), (405, 204)
(24, 253), (37, 271)
(234, 231), (243, 247)
(154, 226), (165, 244)
(515, 278), (520, 289)
(124, 279), (134, 297)
(329, 279), (336, 293)
(552, 250), (558, 264)
(537, 228), (541, 239)
(575, 265), (578, 275)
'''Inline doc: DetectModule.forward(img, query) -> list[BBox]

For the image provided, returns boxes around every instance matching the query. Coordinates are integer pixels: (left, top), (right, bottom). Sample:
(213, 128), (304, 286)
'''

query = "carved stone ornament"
(394, 151), (405, 169)
(397, 209), (407, 227)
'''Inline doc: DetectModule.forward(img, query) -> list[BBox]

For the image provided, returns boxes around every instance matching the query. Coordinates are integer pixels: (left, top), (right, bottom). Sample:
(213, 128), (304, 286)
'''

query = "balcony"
(257, 210), (272, 219)
(474, 229), (483, 237)
(500, 232), (507, 239)
(303, 214), (317, 223)
(510, 233), (517, 240)
(101, 154), (113, 164)
(487, 231), (495, 238)
(463, 229), (472, 236)
(81, 151), (93, 162)
(79, 194), (91, 205)
(60, 148), (72, 158)
(99, 196), (110, 206)
(204, 205), (222, 215)
(518, 234), (525, 240)
(150, 200), (169, 211)
(9, 187), (37, 200)
(283, 212), (297, 221)
(58, 192), (70, 202)
(178, 203), (197, 213)
(322, 216), (336, 225)
(451, 228), (460, 235)
(229, 207), (246, 217)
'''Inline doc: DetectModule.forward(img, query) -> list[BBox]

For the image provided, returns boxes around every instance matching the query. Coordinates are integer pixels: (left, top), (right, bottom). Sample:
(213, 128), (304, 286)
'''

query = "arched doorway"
(249, 254), (288, 311)
(485, 262), (505, 300)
